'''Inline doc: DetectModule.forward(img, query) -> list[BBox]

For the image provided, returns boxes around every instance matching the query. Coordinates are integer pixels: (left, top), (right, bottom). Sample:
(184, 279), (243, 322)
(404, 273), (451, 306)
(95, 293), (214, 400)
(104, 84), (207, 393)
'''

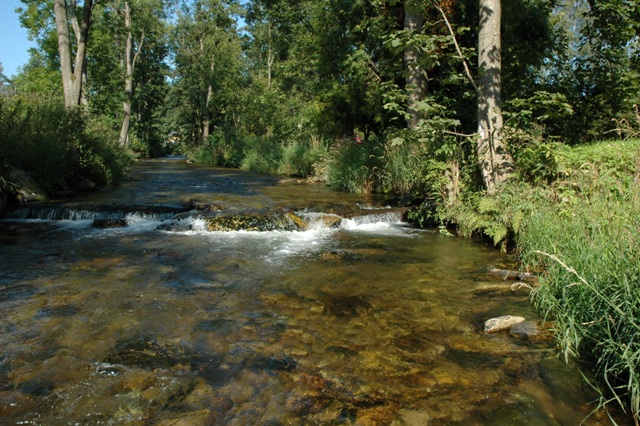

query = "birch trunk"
(203, 60), (215, 140)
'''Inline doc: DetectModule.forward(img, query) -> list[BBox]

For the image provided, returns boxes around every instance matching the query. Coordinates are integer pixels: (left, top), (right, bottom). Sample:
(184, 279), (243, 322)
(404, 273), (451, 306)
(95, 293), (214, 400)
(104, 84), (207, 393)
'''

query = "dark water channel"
(0, 158), (622, 425)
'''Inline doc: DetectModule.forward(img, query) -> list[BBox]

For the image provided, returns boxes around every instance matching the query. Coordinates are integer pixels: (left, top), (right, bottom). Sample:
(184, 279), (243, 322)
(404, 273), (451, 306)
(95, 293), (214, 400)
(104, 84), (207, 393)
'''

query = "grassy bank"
(0, 95), (131, 199)
(442, 139), (640, 422)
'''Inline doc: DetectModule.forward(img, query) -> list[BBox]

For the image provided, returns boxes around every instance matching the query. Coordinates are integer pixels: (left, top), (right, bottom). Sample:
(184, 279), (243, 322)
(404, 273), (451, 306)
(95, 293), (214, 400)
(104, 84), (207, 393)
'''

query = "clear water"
(0, 159), (627, 425)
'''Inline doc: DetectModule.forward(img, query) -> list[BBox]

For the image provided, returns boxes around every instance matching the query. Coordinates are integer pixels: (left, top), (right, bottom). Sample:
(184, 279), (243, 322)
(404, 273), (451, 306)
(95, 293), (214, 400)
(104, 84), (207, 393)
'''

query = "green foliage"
(192, 129), (242, 167)
(439, 185), (534, 250)
(515, 139), (640, 422)
(506, 129), (560, 185)
(239, 135), (281, 173)
(323, 139), (381, 194)
(277, 136), (329, 177)
(0, 95), (131, 194)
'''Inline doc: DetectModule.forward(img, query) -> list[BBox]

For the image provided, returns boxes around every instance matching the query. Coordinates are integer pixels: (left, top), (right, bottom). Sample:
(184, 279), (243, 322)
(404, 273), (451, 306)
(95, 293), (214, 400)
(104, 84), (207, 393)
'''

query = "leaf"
(478, 196), (499, 214)
(390, 137), (404, 147)
(512, 210), (525, 234)
(489, 224), (508, 246)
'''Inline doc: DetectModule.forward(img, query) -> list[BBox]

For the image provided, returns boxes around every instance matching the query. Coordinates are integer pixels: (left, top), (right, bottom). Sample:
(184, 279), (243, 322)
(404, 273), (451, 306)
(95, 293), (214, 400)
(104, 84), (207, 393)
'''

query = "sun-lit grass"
(516, 139), (640, 422)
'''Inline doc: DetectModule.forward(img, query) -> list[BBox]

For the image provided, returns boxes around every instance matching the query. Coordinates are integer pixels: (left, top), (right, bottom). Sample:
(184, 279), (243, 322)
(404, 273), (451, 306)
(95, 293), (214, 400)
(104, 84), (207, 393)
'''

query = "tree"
(116, 0), (163, 148)
(404, 1), (428, 129)
(476, 0), (512, 193)
(169, 0), (243, 145)
(118, 0), (136, 147)
(53, 0), (94, 108)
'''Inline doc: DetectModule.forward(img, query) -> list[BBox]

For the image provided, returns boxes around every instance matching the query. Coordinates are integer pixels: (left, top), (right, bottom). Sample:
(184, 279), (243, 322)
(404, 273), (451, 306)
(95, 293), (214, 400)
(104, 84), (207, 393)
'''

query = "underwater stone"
(510, 321), (540, 337)
(484, 315), (525, 333)
(93, 218), (128, 228)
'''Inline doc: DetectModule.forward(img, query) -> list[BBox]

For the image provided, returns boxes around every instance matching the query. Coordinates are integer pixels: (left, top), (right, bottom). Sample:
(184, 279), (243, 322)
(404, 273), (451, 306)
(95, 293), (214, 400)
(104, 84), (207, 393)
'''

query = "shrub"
(239, 135), (282, 173)
(277, 135), (329, 177)
(0, 94), (131, 195)
(192, 130), (243, 168)
(324, 137), (381, 193)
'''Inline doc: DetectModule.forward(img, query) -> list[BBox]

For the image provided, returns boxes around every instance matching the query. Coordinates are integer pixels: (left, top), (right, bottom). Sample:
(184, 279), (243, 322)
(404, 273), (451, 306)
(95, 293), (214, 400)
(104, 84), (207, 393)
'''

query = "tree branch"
(431, 1), (479, 95)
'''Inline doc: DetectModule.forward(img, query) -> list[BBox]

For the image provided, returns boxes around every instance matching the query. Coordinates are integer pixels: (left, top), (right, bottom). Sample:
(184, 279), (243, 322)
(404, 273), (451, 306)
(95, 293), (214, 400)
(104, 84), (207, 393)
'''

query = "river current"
(0, 158), (625, 425)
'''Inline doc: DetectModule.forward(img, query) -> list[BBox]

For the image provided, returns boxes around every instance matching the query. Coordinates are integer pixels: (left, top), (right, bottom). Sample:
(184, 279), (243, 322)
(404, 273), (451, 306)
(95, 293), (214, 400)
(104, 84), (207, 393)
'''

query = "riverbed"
(0, 158), (623, 425)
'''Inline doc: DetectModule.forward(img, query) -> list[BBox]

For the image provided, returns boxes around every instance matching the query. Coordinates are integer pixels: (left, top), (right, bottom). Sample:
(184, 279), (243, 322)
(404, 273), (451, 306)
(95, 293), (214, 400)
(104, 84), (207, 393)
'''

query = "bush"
(240, 135), (282, 173)
(192, 130), (243, 168)
(0, 95), (131, 195)
(277, 135), (329, 177)
(323, 137), (381, 193)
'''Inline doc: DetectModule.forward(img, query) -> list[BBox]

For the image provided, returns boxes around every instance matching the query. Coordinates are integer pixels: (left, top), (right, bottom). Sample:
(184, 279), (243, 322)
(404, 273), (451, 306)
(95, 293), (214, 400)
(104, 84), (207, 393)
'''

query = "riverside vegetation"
(3, 91), (640, 423)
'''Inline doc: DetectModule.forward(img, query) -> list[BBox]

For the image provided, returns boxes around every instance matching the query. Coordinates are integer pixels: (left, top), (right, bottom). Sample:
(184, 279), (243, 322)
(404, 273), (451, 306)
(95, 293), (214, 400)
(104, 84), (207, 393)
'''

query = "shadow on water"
(0, 158), (632, 425)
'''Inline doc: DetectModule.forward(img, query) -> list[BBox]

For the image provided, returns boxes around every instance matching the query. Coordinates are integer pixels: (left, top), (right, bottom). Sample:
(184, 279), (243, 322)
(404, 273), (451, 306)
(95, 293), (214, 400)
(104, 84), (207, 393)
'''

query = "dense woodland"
(1, 0), (640, 423)
(1, 0), (638, 191)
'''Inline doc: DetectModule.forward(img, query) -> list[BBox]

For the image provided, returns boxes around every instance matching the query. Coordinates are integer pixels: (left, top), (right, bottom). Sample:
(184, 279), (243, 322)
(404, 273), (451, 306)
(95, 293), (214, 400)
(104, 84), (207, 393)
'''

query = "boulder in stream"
(78, 178), (96, 192)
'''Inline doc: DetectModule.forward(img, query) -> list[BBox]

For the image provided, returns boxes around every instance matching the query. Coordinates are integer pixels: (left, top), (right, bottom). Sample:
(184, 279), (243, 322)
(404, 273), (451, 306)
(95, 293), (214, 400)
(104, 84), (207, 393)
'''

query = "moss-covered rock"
(204, 212), (307, 232)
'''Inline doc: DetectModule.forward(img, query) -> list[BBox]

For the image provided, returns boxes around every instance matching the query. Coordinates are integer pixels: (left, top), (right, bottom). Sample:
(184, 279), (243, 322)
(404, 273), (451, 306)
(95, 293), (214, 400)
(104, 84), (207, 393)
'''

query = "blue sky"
(0, 0), (36, 78)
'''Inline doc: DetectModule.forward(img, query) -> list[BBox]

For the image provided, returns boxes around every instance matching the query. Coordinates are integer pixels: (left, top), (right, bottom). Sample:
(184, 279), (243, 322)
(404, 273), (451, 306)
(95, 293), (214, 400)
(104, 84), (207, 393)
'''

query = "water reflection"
(0, 160), (627, 425)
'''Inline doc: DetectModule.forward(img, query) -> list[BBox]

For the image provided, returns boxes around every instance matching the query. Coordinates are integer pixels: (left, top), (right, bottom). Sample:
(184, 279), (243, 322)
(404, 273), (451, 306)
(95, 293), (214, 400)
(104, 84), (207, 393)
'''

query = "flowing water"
(0, 158), (625, 425)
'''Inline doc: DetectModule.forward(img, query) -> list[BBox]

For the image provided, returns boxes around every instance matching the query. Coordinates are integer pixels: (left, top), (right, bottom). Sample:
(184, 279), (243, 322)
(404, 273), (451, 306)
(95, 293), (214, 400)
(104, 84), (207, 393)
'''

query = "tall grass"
(516, 140), (640, 423)
(193, 131), (330, 178)
(433, 139), (640, 422)
(324, 139), (380, 193)
(0, 95), (131, 195)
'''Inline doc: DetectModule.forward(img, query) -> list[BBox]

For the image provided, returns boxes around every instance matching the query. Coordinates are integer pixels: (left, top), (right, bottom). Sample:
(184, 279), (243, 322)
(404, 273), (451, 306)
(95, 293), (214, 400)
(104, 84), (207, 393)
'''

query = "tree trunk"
(54, 0), (93, 109)
(203, 60), (215, 140)
(477, 0), (512, 194)
(67, 0), (89, 105)
(404, 1), (428, 129)
(267, 21), (274, 89)
(119, 0), (134, 148)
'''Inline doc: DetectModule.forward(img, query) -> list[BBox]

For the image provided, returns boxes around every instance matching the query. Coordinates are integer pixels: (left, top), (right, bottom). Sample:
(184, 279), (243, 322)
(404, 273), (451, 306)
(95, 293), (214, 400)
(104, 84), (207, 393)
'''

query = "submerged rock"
(317, 250), (363, 262)
(323, 295), (372, 318)
(509, 321), (540, 337)
(486, 267), (538, 284)
(92, 218), (128, 228)
(484, 315), (525, 333)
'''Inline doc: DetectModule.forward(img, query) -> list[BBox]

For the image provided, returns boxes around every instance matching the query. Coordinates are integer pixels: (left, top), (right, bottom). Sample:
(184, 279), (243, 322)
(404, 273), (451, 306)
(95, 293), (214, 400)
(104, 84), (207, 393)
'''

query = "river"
(0, 158), (625, 425)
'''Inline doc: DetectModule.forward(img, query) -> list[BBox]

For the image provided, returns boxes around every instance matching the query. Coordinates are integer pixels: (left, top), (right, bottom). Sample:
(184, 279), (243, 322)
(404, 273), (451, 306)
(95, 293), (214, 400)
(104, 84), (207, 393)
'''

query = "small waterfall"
(4, 204), (408, 234)
(5, 206), (178, 222)
(296, 209), (406, 232)
(347, 211), (404, 225)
